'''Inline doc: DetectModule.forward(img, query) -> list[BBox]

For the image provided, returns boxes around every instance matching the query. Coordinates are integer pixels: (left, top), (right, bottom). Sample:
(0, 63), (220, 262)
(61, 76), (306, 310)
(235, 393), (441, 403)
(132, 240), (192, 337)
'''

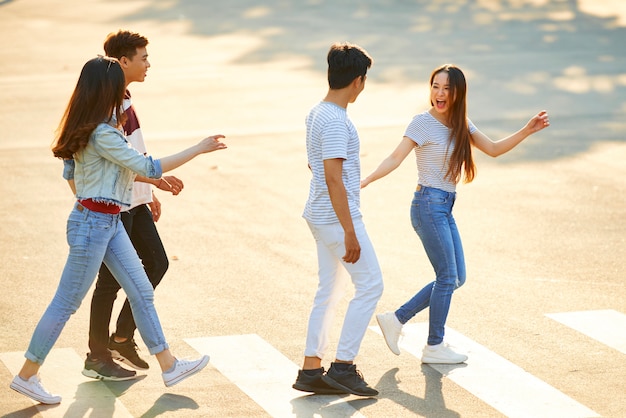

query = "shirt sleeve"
(321, 118), (349, 161)
(62, 159), (75, 180)
(404, 115), (429, 147)
(467, 117), (477, 134)
(93, 127), (163, 178)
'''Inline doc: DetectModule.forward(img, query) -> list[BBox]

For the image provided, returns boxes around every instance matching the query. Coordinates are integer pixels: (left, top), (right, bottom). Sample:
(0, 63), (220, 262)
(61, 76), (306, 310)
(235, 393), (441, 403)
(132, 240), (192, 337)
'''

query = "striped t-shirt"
(303, 101), (362, 224)
(404, 111), (477, 193)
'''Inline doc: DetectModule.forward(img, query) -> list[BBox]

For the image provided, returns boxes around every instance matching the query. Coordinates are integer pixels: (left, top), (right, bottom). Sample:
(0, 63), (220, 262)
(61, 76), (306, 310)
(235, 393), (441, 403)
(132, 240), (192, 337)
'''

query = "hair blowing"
(431, 64), (476, 184)
(52, 57), (126, 159)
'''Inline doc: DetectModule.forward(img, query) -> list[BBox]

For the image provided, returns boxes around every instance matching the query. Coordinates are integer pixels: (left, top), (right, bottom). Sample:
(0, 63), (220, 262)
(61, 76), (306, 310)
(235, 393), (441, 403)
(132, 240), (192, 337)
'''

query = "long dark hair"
(52, 56), (126, 159)
(430, 64), (475, 183)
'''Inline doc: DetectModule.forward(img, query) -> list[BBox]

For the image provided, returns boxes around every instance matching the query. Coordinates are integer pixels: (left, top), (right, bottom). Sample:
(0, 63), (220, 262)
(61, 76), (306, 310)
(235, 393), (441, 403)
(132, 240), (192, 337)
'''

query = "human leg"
(304, 219), (382, 396)
(14, 206), (117, 402)
(103, 222), (208, 386)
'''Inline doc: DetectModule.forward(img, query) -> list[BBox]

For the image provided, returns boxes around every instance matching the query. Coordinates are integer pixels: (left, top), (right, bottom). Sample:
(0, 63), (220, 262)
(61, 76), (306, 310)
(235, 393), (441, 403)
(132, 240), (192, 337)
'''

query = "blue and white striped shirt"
(303, 102), (362, 224)
(404, 111), (477, 192)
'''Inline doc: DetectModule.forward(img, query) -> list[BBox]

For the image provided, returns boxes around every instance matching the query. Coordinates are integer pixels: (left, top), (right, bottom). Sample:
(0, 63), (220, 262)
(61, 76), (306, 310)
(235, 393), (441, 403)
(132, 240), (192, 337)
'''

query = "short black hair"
(327, 42), (372, 89)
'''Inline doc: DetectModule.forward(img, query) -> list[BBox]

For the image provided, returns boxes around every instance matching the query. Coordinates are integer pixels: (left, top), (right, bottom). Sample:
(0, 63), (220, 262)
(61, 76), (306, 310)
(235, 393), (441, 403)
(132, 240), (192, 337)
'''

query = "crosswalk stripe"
(546, 309), (626, 354)
(370, 322), (600, 418)
(185, 334), (366, 418)
(0, 348), (134, 417)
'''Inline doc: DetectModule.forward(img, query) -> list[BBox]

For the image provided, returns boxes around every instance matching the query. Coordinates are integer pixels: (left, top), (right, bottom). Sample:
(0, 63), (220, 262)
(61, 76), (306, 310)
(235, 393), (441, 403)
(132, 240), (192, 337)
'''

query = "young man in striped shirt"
(293, 42), (383, 397)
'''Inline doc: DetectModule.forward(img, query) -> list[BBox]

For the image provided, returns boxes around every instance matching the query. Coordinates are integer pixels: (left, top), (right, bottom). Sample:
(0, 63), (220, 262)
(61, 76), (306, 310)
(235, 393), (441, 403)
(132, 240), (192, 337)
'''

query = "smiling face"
(430, 70), (452, 118)
(120, 47), (150, 86)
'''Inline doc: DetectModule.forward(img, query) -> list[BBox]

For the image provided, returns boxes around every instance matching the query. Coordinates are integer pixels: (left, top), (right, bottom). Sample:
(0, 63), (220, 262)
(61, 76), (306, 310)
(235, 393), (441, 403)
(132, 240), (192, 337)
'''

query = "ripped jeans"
(395, 186), (466, 346)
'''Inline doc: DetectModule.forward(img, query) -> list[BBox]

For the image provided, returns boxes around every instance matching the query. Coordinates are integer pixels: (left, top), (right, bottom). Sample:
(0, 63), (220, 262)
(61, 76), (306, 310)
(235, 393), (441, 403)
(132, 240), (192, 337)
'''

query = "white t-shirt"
(303, 101), (362, 224)
(404, 111), (477, 193)
(123, 91), (152, 209)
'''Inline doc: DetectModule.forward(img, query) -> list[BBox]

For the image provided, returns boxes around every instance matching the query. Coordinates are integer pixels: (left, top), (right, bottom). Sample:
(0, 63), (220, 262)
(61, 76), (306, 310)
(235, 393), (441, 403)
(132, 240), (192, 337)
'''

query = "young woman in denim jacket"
(361, 64), (549, 364)
(9, 56), (227, 404)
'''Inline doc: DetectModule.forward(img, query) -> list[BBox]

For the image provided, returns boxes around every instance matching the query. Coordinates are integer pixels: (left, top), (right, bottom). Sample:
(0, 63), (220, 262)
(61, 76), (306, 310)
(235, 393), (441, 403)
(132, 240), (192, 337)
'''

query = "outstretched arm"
(472, 110), (550, 157)
(361, 136), (415, 188)
(159, 135), (227, 172)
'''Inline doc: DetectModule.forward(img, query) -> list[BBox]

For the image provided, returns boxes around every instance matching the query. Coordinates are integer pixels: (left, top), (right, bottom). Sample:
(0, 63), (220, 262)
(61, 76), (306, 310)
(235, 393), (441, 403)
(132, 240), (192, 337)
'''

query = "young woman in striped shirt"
(362, 64), (550, 364)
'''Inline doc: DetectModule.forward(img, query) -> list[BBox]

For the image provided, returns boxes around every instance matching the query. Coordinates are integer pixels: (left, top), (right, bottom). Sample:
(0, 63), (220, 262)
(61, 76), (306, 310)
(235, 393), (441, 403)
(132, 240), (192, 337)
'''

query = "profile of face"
(121, 47), (150, 84)
(430, 71), (451, 117)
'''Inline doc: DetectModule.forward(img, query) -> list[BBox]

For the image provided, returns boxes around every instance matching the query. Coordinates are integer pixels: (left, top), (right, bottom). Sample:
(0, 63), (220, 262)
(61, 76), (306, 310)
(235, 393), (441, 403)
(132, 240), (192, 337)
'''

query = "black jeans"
(88, 204), (169, 360)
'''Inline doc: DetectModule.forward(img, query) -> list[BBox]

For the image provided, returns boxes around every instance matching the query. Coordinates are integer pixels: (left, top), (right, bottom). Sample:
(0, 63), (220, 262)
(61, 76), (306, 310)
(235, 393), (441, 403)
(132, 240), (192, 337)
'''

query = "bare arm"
(67, 179), (76, 195)
(158, 135), (227, 172)
(361, 136), (415, 188)
(324, 158), (360, 264)
(472, 110), (550, 157)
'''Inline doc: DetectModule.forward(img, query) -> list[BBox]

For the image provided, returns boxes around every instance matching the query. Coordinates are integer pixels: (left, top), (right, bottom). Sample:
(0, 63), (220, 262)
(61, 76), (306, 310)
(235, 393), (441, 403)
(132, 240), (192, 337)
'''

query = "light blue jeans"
(395, 186), (466, 346)
(305, 217), (384, 361)
(25, 204), (169, 364)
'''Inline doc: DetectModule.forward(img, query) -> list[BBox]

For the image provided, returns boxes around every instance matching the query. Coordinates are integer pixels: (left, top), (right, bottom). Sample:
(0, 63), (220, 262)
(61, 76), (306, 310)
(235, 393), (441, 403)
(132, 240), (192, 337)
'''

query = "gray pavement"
(1, 1), (625, 417)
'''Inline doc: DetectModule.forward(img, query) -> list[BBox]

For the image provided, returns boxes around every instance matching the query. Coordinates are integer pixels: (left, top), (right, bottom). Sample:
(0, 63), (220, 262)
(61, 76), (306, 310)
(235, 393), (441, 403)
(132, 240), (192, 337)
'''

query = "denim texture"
(88, 204), (169, 359)
(395, 186), (466, 346)
(25, 204), (169, 364)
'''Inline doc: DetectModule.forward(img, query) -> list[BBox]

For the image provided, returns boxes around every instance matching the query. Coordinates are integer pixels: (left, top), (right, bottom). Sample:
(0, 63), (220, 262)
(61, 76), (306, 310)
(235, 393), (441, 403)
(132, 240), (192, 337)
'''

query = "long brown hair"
(430, 64), (476, 183)
(52, 56), (126, 159)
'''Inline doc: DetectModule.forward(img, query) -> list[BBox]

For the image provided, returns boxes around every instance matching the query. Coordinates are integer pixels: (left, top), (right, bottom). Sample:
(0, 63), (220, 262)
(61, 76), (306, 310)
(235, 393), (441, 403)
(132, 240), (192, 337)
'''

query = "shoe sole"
(421, 356), (468, 364)
(292, 382), (347, 395)
(163, 355), (210, 387)
(376, 314), (401, 356)
(109, 349), (150, 371)
(321, 375), (379, 397)
(10, 381), (61, 404)
(82, 368), (137, 381)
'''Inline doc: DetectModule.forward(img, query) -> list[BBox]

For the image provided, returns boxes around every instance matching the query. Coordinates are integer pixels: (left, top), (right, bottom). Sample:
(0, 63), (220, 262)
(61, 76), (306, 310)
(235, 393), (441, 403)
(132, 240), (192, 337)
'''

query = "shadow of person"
(375, 366), (462, 417)
(0, 402), (58, 418)
(63, 376), (146, 418)
(139, 393), (200, 418)
(291, 393), (377, 418)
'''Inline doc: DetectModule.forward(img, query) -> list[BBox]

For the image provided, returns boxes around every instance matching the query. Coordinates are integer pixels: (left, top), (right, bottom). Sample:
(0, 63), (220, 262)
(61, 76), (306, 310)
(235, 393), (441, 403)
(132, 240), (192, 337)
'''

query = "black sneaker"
(292, 368), (347, 395)
(321, 363), (379, 396)
(109, 335), (149, 370)
(82, 354), (137, 381)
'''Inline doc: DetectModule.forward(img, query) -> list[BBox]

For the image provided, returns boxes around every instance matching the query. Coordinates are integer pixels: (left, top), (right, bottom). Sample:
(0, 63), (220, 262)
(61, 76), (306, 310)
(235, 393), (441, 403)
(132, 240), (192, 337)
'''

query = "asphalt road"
(0, 1), (624, 417)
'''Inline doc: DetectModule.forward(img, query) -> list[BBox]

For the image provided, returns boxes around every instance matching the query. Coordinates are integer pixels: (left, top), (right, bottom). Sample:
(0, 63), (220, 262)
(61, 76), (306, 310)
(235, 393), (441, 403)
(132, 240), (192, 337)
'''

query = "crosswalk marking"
(185, 334), (366, 418)
(0, 348), (133, 417)
(546, 309), (626, 354)
(370, 322), (600, 418)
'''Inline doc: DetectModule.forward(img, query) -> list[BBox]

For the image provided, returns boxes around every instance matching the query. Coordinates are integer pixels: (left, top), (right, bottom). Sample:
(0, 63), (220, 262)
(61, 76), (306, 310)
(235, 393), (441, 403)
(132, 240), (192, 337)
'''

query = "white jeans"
(304, 217), (384, 361)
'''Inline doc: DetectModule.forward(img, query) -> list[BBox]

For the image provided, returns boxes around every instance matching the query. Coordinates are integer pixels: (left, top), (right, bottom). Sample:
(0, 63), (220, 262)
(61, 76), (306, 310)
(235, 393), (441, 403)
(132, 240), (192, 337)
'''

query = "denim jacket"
(63, 122), (162, 208)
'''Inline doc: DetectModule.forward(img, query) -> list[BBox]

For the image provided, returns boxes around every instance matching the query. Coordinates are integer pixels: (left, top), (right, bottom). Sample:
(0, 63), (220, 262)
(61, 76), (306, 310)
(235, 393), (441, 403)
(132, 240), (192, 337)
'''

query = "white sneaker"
(421, 343), (468, 364)
(162, 355), (210, 387)
(10, 375), (61, 404)
(376, 312), (403, 355)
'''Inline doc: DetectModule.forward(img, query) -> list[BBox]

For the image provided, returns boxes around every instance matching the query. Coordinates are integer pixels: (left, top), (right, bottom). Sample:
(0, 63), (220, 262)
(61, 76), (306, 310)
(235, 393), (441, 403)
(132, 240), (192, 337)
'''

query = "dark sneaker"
(109, 335), (149, 370)
(292, 368), (347, 395)
(82, 354), (137, 381)
(322, 363), (379, 397)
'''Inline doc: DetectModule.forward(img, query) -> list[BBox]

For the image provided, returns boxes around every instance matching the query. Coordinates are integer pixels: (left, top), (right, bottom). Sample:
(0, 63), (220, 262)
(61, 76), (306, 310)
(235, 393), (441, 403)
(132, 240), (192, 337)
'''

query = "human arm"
(158, 135), (227, 173)
(471, 110), (550, 157)
(361, 136), (415, 188)
(67, 179), (76, 194)
(324, 158), (360, 264)
(149, 193), (162, 222)
(136, 175), (184, 196)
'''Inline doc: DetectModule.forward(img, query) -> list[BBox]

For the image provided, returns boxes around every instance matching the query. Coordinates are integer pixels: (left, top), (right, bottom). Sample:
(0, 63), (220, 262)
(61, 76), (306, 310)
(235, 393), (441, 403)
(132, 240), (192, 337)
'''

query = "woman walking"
(10, 56), (227, 404)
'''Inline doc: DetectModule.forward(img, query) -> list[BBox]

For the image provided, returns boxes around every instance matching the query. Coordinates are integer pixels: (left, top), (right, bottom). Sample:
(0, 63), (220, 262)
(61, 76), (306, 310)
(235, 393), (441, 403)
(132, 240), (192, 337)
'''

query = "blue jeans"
(88, 204), (169, 360)
(395, 186), (466, 346)
(25, 204), (169, 365)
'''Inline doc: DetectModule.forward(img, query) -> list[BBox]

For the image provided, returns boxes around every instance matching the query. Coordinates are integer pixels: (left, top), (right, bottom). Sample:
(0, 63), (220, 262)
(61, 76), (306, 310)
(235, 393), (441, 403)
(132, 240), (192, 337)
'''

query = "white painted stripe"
(370, 323), (599, 418)
(185, 334), (365, 418)
(0, 348), (134, 417)
(546, 309), (626, 354)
